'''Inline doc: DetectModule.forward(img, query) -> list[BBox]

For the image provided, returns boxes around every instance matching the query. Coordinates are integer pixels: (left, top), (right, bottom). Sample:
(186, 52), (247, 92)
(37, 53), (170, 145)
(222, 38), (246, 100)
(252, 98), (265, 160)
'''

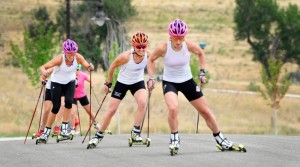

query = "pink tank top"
(74, 71), (88, 99)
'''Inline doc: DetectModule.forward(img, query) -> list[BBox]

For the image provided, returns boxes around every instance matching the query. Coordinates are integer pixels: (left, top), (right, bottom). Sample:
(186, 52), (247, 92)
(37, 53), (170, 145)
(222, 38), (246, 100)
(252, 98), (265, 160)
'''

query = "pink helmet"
(168, 19), (188, 37)
(62, 39), (78, 54)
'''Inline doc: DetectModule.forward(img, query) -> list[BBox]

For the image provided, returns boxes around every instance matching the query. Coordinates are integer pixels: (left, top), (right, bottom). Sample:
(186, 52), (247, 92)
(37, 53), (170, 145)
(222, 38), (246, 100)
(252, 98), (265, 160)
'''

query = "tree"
(55, 0), (136, 71)
(234, 0), (300, 134)
(10, 6), (57, 86)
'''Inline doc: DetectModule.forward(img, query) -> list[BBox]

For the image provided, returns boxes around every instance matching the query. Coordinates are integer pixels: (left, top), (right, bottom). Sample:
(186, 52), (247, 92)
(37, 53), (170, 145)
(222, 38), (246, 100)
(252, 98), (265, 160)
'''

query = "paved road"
(0, 134), (299, 167)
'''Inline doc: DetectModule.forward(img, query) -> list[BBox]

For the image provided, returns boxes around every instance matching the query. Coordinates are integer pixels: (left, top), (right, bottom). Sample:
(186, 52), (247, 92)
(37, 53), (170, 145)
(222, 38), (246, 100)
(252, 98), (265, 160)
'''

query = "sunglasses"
(171, 37), (185, 42)
(135, 45), (147, 49)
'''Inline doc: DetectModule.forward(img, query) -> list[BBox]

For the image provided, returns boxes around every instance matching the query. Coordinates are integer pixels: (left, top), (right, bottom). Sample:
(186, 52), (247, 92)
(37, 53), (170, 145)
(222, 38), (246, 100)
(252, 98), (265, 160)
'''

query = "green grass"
(1, 0), (300, 137)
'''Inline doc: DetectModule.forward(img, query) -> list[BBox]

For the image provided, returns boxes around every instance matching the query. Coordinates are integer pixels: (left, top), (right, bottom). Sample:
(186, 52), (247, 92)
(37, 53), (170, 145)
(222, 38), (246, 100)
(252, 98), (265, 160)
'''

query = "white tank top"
(51, 54), (77, 84)
(117, 51), (147, 85)
(46, 77), (51, 89)
(163, 41), (192, 83)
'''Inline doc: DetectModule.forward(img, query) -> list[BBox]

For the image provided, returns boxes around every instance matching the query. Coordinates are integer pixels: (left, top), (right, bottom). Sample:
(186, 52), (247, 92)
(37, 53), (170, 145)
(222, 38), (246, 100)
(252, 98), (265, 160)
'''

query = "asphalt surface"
(0, 134), (299, 167)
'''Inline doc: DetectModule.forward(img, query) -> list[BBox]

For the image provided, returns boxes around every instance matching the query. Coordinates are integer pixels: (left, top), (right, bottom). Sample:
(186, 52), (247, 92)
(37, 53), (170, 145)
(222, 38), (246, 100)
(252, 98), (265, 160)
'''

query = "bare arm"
(147, 42), (167, 79)
(186, 41), (205, 70)
(106, 50), (131, 83)
(76, 54), (92, 70)
(186, 41), (206, 86)
(40, 55), (62, 77)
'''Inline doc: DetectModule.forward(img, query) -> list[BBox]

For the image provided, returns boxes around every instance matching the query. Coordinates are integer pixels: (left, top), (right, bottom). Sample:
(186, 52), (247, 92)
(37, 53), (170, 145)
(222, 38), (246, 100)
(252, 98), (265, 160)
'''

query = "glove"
(147, 78), (156, 89)
(198, 69), (206, 83)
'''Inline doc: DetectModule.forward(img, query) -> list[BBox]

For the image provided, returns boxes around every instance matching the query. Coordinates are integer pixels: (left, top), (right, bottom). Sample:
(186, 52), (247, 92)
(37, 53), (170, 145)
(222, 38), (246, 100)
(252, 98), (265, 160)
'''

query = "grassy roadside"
(1, 0), (300, 137)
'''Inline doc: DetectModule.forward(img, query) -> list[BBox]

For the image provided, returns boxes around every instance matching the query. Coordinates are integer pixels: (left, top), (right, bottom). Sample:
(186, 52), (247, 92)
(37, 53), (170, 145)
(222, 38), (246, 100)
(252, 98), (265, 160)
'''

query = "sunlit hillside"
(0, 0), (300, 137)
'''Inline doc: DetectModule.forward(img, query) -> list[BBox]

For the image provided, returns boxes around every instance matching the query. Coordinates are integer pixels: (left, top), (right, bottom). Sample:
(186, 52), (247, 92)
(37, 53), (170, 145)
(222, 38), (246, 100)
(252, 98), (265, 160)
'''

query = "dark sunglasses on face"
(135, 45), (147, 49)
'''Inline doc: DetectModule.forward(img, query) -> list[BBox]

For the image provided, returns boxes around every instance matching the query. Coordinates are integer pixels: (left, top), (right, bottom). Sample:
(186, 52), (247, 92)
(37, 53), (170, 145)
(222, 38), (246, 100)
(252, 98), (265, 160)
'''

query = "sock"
(213, 131), (220, 137)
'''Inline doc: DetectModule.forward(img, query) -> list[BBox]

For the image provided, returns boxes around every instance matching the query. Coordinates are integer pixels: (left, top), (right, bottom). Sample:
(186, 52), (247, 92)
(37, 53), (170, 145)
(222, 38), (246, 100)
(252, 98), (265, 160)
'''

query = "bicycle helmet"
(168, 19), (188, 37)
(62, 39), (78, 54)
(131, 31), (149, 47)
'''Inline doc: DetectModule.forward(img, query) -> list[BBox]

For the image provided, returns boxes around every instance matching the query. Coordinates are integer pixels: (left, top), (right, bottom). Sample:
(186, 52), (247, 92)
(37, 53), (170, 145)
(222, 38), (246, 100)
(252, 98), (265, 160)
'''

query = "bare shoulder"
(153, 42), (168, 57)
(119, 50), (131, 60)
(186, 41), (202, 54)
(75, 53), (84, 60)
(185, 41), (198, 49)
(114, 50), (131, 65)
(53, 54), (63, 64)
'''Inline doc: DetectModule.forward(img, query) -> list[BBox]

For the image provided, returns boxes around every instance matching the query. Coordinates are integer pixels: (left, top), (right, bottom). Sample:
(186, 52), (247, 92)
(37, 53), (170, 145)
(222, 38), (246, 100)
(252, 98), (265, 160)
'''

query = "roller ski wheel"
(87, 140), (98, 149)
(128, 138), (150, 147)
(145, 138), (151, 147)
(52, 133), (59, 138)
(216, 144), (247, 152)
(169, 146), (178, 156)
(32, 133), (36, 140)
(35, 138), (47, 145)
(104, 130), (112, 135)
(56, 134), (74, 143)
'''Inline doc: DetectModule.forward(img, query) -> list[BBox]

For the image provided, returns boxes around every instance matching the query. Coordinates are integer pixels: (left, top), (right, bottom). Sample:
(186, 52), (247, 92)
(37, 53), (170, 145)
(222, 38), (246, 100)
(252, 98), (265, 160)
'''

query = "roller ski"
(169, 132), (180, 156)
(56, 122), (73, 143)
(36, 128), (51, 145)
(214, 132), (246, 153)
(92, 121), (112, 135)
(216, 143), (246, 152)
(51, 125), (61, 137)
(32, 129), (43, 139)
(56, 134), (74, 143)
(104, 130), (112, 135)
(128, 126), (151, 147)
(128, 136), (151, 147)
(87, 131), (104, 149)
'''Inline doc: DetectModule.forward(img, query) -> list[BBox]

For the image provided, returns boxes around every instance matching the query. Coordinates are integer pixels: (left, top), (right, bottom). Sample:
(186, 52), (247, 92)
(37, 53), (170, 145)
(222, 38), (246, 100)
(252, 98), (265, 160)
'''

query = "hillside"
(0, 0), (300, 136)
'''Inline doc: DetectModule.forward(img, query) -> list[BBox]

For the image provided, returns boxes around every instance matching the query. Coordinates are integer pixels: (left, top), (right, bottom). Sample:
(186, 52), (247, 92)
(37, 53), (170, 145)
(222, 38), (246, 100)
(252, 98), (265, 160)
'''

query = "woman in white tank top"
(88, 32), (151, 148)
(37, 39), (94, 143)
(147, 19), (244, 154)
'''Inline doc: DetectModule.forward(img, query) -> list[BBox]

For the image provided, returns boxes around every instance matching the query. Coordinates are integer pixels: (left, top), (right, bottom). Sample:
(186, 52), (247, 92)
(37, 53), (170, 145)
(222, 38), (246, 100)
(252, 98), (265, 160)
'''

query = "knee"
(64, 99), (73, 109)
(168, 106), (178, 117)
(200, 108), (214, 119)
(51, 106), (60, 114)
(107, 108), (117, 117)
(138, 100), (147, 110)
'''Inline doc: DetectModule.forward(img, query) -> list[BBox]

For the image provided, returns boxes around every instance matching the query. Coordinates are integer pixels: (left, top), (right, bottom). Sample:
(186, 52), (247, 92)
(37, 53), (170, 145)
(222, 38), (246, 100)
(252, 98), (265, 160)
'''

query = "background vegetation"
(0, 0), (299, 137)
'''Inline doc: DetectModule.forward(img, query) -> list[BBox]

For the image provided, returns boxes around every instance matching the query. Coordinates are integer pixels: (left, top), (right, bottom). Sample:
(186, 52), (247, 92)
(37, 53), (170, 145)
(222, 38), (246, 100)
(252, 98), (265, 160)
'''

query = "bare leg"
(133, 89), (147, 126)
(40, 100), (52, 130)
(98, 97), (122, 132)
(164, 92), (179, 133)
(190, 96), (219, 133)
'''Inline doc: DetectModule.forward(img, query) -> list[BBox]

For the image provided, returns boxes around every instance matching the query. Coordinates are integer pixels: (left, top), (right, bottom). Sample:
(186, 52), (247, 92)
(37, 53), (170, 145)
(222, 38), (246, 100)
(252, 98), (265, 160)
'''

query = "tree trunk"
(273, 98), (278, 135)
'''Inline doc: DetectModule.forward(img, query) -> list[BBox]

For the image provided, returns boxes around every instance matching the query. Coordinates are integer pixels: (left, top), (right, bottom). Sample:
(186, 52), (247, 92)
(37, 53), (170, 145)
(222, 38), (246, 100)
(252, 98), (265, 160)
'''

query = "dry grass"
(1, 0), (300, 136)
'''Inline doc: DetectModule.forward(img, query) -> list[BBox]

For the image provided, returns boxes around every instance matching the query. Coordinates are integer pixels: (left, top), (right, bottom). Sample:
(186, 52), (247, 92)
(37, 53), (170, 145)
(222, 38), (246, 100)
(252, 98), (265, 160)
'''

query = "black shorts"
(45, 88), (65, 101)
(111, 81), (146, 100)
(45, 89), (51, 101)
(73, 95), (89, 106)
(162, 78), (203, 101)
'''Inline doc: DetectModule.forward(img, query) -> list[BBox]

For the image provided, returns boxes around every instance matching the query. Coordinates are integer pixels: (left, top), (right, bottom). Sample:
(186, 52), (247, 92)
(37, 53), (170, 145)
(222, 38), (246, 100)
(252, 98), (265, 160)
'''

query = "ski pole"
(147, 91), (151, 138)
(196, 114), (200, 134)
(82, 92), (109, 144)
(37, 86), (46, 132)
(196, 43), (206, 134)
(140, 90), (151, 136)
(24, 83), (45, 144)
(89, 69), (92, 140)
(92, 87), (101, 106)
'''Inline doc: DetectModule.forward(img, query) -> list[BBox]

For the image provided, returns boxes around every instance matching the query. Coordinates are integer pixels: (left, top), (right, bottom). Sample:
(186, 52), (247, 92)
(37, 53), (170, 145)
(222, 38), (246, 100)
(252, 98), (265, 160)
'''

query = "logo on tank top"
(114, 91), (122, 97)
(196, 85), (200, 92)
(182, 50), (187, 57)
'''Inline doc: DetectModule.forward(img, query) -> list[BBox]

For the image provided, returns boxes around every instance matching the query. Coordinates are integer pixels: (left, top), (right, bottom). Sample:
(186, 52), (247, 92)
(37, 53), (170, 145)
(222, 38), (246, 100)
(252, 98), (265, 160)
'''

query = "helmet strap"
(133, 50), (143, 57)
